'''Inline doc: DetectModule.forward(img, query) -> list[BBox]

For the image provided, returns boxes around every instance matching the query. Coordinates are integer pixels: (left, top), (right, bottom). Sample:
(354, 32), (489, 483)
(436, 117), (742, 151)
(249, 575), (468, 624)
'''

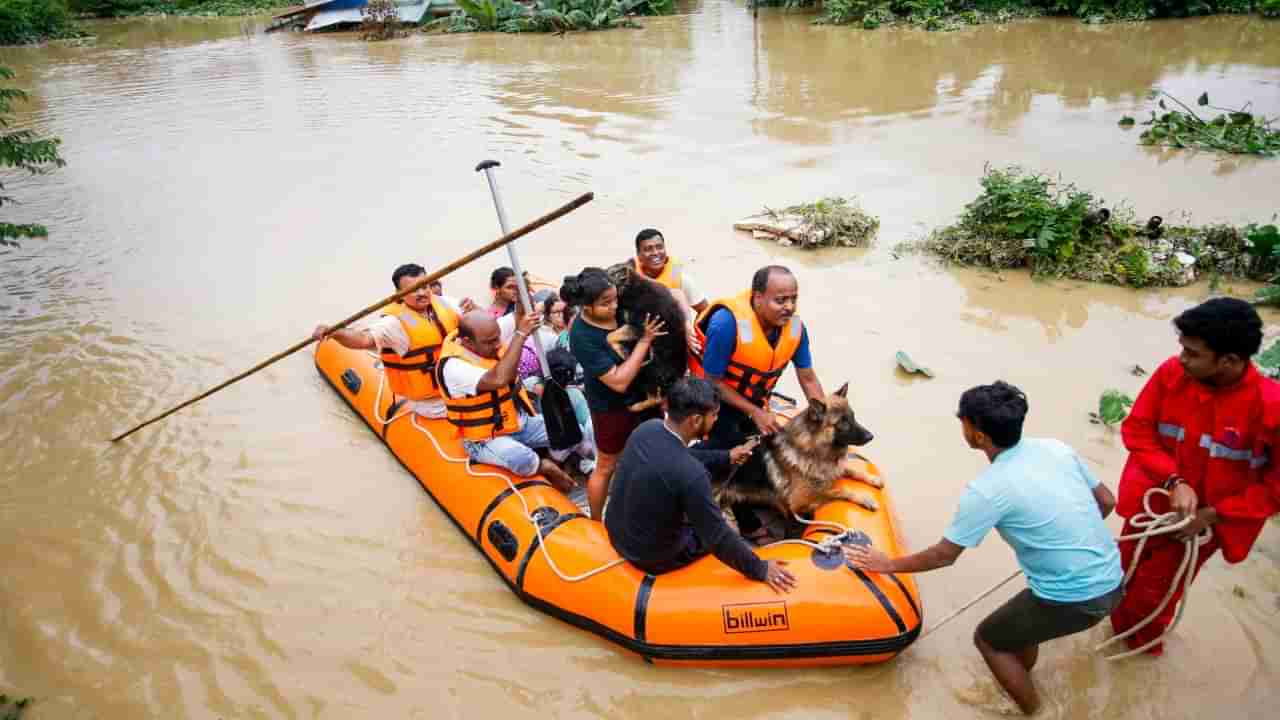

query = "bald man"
(435, 309), (576, 492)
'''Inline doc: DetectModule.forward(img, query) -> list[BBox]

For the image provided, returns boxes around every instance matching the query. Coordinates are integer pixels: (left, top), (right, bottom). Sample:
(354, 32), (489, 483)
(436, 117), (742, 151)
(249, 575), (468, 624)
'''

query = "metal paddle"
(476, 160), (583, 451)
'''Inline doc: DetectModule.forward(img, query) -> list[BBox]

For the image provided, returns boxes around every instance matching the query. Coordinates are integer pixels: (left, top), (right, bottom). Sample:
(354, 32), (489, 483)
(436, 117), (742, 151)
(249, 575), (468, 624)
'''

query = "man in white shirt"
(436, 310), (576, 492)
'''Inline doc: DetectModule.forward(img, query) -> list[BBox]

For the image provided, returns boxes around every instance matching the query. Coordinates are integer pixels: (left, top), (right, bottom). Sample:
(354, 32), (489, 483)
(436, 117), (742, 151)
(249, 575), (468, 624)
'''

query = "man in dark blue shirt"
(696, 266), (826, 539)
(605, 377), (797, 592)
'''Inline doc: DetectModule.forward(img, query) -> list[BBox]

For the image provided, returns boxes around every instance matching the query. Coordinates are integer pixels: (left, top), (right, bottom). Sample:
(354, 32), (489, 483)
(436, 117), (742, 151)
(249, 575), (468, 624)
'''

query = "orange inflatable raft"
(316, 339), (922, 667)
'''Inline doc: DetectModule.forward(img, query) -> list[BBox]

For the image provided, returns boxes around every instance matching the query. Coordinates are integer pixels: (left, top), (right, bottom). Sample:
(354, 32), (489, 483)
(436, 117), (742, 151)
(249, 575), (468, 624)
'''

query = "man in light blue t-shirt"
(846, 381), (1122, 716)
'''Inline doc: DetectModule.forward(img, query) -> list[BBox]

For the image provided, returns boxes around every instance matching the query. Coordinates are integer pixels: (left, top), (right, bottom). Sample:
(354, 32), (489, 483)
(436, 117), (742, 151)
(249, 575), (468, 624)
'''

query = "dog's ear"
(806, 398), (827, 422)
(834, 382), (849, 398)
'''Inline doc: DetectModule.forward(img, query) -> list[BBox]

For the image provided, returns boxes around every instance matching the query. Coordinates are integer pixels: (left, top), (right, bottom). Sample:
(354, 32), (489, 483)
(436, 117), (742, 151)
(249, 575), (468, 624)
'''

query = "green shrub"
(68, 0), (287, 16)
(817, 0), (1273, 28)
(447, 0), (648, 32)
(0, 0), (78, 44)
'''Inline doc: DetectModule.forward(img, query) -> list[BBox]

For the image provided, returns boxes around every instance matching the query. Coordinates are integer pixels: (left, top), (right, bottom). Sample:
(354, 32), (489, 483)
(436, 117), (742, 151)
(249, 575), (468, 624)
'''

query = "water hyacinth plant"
(1130, 91), (1280, 157)
(908, 165), (1280, 289)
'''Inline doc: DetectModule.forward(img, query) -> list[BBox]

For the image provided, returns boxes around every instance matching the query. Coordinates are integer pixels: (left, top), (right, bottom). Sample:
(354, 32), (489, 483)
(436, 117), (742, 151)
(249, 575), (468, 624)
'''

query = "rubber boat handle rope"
(404, 406), (626, 583)
(912, 487), (1202, 653)
(108, 191), (594, 443)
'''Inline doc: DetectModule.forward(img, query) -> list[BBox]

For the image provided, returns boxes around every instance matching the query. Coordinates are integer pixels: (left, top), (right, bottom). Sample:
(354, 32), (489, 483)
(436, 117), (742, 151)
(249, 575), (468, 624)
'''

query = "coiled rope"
(1095, 486), (1207, 660)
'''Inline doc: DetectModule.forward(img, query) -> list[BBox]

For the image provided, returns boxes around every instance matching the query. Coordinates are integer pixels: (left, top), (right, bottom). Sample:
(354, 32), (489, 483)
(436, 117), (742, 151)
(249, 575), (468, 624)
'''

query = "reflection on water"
(1, 6), (1279, 719)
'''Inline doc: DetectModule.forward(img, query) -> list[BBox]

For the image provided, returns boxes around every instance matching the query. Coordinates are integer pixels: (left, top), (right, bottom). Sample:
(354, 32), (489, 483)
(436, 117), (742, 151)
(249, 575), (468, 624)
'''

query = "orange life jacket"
(635, 256), (683, 290)
(688, 290), (803, 408)
(380, 300), (459, 401)
(434, 331), (535, 441)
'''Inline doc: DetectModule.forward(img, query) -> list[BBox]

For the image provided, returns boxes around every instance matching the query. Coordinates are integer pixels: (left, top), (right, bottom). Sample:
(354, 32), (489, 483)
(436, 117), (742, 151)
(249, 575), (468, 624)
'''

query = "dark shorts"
(977, 586), (1124, 653)
(591, 407), (660, 455)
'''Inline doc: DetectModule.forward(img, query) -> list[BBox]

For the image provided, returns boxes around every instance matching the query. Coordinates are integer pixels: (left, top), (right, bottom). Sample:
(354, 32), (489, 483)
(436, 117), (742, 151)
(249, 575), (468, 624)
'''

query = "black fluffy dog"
(605, 261), (689, 412)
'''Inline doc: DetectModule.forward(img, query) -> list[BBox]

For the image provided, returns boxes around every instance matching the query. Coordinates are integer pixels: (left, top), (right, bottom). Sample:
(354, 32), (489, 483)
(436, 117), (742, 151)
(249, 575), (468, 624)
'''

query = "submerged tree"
(0, 65), (64, 247)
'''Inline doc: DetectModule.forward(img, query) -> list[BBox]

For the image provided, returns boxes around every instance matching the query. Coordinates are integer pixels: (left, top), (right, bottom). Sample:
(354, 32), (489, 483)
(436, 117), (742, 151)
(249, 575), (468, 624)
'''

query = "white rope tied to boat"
(407, 413), (627, 584)
(365, 354), (626, 583)
(764, 513), (857, 553)
(1096, 486), (1208, 660)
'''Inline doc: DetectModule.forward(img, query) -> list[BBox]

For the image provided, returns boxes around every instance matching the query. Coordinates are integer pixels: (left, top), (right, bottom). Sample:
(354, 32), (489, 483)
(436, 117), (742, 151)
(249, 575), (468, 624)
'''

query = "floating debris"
(735, 197), (879, 249)
(895, 351), (934, 378)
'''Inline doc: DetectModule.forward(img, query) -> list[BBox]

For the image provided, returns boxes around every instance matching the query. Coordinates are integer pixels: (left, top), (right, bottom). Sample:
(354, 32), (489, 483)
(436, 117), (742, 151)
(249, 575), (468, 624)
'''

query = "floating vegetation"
(1090, 390), (1134, 426)
(895, 351), (934, 378)
(734, 197), (880, 249)
(0, 695), (32, 720)
(1126, 91), (1280, 157)
(906, 165), (1280, 289)
(1256, 339), (1280, 379)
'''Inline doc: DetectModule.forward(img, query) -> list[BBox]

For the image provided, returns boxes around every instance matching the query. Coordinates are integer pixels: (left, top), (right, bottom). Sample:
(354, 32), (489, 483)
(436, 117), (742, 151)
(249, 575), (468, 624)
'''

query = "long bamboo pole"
(110, 191), (594, 443)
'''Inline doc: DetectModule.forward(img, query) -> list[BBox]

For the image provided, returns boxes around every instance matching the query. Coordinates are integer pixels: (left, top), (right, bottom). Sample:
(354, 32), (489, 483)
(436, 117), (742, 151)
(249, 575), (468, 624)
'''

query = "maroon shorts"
(591, 407), (659, 455)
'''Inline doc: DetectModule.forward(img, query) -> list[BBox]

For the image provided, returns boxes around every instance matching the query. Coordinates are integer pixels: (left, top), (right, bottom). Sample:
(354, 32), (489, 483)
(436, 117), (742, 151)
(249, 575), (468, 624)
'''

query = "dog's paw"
(843, 460), (884, 489)
(857, 469), (885, 489)
(847, 491), (879, 512)
(627, 396), (661, 413)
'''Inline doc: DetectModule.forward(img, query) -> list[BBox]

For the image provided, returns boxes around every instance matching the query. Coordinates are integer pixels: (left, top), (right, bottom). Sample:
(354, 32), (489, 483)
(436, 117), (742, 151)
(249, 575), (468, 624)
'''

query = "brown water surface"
(2, 7), (1279, 719)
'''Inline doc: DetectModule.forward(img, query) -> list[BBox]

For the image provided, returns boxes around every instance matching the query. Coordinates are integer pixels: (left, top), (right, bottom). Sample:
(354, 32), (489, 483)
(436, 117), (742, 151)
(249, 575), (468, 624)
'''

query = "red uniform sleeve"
(1214, 433), (1280, 523)
(1121, 359), (1179, 483)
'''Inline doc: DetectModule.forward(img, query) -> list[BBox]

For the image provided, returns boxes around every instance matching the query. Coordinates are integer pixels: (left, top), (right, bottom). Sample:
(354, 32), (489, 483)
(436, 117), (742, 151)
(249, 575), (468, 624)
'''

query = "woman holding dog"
(563, 267), (668, 519)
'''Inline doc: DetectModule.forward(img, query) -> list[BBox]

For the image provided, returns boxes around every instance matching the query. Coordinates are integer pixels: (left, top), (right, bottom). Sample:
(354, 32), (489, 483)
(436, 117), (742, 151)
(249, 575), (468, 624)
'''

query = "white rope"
(370, 361), (414, 426)
(405, 413), (626, 584)
(1096, 486), (1207, 660)
(762, 512), (856, 552)
(364, 350), (623, 583)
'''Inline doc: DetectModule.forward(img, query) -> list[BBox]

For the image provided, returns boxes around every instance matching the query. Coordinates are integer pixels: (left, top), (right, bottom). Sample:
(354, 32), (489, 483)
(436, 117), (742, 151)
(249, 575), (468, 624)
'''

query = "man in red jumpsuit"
(1112, 297), (1280, 655)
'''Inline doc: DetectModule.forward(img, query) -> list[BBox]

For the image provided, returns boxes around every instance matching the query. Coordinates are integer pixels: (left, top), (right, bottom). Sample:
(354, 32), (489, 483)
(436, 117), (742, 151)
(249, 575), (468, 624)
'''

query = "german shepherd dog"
(715, 384), (882, 527)
(603, 261), (689, 413)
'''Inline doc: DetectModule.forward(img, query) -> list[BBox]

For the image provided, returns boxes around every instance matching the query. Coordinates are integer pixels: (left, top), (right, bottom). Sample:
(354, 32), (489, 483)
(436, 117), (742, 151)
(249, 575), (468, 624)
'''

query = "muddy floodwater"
(2, 5), (1279, 718)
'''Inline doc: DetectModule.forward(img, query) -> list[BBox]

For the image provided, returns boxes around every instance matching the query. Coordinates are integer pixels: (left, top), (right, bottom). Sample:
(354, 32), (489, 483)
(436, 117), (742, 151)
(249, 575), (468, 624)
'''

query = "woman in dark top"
(563, 267), (666, 520)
